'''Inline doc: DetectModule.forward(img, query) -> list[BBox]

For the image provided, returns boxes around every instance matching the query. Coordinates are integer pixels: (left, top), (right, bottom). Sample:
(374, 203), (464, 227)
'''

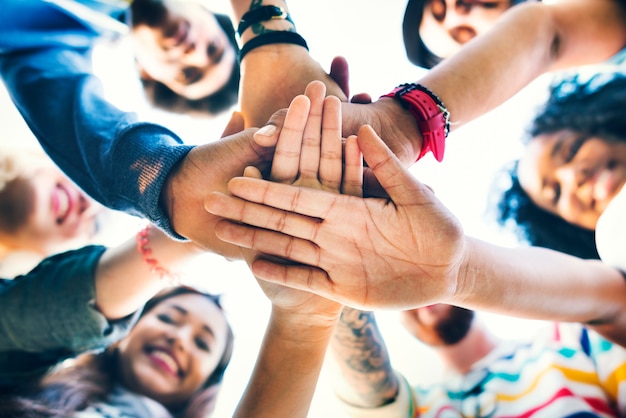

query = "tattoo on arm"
(331, 307), (399, 406)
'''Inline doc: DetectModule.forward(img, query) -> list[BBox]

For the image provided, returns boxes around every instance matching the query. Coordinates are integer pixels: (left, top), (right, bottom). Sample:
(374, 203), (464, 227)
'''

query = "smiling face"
(130, 0), (237, 101)
(518, 131), (626, 231)
(419, 0), (512, 59)
(0, 165), (101, 255)
(116, 293), (230, 407)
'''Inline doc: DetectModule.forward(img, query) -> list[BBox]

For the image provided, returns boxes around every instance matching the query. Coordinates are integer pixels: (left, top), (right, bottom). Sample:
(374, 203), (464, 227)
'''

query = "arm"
(205, 123), (626, 347)
(331, 307), (399, 408)
(234, 81), (359, 417)
(0, 1), (280, 255)
(339, 0), (626, 165)
(0, 225), (201, 383)
(230, 0), (349, 128)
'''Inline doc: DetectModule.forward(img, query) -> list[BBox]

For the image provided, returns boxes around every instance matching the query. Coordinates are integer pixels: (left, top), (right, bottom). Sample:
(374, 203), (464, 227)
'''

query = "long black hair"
(493, 70), (626, 259)
(0, 286), (234, 418)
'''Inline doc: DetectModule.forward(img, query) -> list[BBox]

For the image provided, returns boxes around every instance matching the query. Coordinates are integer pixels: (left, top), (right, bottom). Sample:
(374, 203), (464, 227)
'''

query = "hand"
(239, 46), (349, 129)
(242, 80), (362, 322)
(341, 98), (423, 167)
(205, 124), (466, 310)
(160, 111), (282, 258)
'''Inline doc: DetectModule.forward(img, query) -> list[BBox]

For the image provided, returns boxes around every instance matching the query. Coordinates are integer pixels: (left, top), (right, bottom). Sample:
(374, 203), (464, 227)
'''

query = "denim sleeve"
(0, 0), (193, 239)
(0, 245), (140, 385)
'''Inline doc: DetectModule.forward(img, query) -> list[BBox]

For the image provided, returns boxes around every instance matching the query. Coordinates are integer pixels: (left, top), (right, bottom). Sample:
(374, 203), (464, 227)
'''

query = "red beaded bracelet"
(381, 83), (450, 162)
(136, 225), (181, 286)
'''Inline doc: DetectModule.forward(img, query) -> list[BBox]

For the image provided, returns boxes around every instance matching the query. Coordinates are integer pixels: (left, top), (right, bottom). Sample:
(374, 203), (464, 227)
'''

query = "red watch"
(381, 83), (450, 162)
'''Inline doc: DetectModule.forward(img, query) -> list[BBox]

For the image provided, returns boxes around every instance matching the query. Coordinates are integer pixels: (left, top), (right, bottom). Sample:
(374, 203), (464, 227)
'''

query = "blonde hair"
(0, 148), (52, 194)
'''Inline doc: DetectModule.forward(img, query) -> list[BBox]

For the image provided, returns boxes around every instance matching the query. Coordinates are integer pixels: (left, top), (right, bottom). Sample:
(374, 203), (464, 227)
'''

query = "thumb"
(357, 125), (429, 206)
(253, 108), (287, 148)
(221, 111), (245, 138)
(329, 56), (350, 99)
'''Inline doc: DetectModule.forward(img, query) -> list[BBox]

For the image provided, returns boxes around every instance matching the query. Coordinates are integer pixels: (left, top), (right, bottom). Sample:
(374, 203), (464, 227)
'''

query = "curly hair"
(0, 286), (234, 418)
(129, 0), (240, 116)
(493, 70), (626, 260)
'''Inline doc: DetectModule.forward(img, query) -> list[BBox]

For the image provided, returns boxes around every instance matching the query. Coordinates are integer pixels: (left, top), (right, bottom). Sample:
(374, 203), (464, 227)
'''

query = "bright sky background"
(0, 0), (560, 416)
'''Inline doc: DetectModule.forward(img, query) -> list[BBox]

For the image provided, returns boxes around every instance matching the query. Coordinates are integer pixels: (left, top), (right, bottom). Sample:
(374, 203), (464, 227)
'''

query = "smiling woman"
(0, 149), (104, 260)
(3, 286), (234, 418)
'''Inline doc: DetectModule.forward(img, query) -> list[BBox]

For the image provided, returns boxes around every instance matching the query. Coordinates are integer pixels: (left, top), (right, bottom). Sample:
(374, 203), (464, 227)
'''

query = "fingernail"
(256, 124), (277, 136)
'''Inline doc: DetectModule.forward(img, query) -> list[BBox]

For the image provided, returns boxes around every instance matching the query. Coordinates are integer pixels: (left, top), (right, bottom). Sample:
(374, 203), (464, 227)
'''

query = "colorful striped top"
(340, 323), (626, 417)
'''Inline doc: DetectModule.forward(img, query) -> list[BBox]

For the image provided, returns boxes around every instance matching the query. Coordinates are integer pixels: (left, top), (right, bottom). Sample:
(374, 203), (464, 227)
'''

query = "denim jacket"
(0, 0), (194, 239)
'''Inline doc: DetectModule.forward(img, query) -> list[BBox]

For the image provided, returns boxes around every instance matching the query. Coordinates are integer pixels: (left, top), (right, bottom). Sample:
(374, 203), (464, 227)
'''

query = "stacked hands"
(204, 80), (467, 311)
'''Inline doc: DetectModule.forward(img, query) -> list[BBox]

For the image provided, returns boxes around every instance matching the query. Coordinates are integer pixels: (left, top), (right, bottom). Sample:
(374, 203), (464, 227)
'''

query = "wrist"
(381, 83), (450, 162)
(270, 307), (340, 342)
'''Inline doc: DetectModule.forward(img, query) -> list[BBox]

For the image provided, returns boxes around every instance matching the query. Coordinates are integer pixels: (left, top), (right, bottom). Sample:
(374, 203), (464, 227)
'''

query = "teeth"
(151, 350), (179, 374)
(57, 185), (70, 221)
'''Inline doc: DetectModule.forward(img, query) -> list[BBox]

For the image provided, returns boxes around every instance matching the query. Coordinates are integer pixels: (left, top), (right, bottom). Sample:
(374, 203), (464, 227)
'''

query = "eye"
(564, 136), (586, 163)
(195, 337), (210, 352)
(157, 313), (175, 324)
(477, 1), (502, 9)
(552, 182), (561, 206)
(430, 0), (446, 21)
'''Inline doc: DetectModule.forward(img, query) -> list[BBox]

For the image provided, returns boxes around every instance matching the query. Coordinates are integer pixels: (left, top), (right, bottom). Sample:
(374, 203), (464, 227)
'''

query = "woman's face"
(131, 1), (237, 101)
(0, 166), (101, 254)
(116, 293), (230, 407)
(419, 0), (512, 59)
(518, 130), (626, 230)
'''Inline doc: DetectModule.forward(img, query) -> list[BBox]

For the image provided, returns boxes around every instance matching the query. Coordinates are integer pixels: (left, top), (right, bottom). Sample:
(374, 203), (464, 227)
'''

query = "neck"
(434, 321), (498, 375)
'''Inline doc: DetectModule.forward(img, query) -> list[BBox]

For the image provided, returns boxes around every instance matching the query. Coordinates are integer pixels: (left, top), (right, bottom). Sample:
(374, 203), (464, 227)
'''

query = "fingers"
(221, 111), (246, 137)
(329, 56), (350, 99)
(269, 95), (311, 183)
(243, 165), (263, 179)
(207, 176), (344, 228)
(319, 96), (343, 192)
(350, 92), (372, 104)
(250, 259), (341, 302)
(356, 125), (425, 206)
(254, 108), (287, 147)
(206, 188), (327, 240)
(213, 218), (321, 265)
(342, 135), (363, 197)
(298, 81), (326, 183)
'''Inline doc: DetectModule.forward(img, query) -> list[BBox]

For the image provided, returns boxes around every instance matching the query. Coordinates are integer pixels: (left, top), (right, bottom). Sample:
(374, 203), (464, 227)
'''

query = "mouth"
(52, 183), (74, 225)
(590, 163), (619, 206)
(146, 347), (184, 379)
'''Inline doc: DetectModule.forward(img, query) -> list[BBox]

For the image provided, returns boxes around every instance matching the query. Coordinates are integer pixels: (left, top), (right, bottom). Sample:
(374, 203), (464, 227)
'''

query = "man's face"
(131, 0), (237, 100)
(400, 304), (475, 346)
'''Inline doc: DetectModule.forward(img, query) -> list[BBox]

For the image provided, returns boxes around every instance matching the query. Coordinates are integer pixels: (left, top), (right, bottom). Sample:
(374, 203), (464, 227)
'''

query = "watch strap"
(237, 5), (294, 37)
(381, 83), (449, 162)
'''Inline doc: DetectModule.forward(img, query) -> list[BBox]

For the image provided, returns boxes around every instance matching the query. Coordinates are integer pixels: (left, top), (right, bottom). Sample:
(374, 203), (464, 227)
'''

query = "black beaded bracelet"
(237, 5), (294, 37)
(238, 31), (309, 62)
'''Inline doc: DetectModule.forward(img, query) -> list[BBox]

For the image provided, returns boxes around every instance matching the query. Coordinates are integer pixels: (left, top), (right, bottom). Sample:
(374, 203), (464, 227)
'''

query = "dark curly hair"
(129, 0), (240, 116)
(492, 70), (626, 260)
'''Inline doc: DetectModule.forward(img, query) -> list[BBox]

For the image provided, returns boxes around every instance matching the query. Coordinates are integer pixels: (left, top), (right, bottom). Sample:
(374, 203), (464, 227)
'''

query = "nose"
(555, 164), (593, 209)
(166, 325), (194, 352)
(181, 42), (209, 68)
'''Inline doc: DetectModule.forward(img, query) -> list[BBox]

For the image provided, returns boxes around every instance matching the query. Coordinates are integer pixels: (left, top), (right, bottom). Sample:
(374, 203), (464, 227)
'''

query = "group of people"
(1, 0), (626, 416)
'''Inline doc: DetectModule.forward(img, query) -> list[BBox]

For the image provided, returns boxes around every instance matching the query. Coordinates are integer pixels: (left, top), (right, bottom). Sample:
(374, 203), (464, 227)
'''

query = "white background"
(0, 1), (556, 416)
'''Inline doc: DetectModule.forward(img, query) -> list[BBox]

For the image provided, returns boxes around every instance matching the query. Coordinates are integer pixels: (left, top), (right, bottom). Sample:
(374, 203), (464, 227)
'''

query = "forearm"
(418, 0), (626, 132)
(330, 307), (398, 408)
(454, 237), (626, 333)
(0, 43), (192, 239)
(234, 307), (337, 418)
(95, 226), (203, 319)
